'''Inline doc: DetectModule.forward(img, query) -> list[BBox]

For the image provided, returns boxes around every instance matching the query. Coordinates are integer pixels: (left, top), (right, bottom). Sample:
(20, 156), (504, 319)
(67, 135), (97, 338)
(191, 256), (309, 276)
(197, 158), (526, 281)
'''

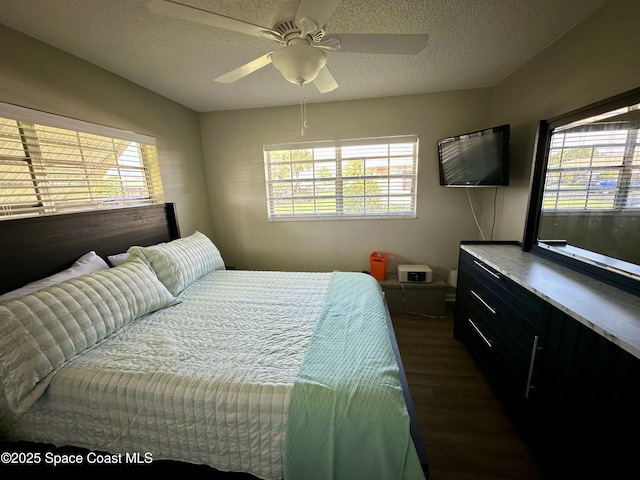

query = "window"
(542, 104), (640, 212)
(0, 102), (164, 219)
(264, 135), (418, 220)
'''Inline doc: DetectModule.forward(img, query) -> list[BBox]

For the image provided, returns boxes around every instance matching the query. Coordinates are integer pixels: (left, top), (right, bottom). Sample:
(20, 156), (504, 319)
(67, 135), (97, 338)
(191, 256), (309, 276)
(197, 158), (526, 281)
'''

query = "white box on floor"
(397, 264), (433, 283)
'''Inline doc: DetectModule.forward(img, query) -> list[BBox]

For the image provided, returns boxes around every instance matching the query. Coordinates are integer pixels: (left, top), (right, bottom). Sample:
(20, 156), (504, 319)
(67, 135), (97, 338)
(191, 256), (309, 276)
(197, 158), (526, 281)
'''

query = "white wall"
(0, 24), (213, 238)
(5, 0), (636, 278)
(201, 0), (640, 277)
(200, 89), (493, 279)
(486, 0), (640, 243)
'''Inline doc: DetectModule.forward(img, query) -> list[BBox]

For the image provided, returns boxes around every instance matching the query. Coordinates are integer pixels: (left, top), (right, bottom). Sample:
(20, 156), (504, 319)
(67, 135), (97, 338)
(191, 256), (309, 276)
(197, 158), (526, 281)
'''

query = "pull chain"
(299, 81), (308, 136)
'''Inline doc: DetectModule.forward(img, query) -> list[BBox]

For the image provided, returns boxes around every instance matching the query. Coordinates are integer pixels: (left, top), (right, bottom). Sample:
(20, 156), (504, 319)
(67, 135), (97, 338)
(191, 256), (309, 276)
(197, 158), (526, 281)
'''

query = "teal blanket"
(284, 272), (425, 480)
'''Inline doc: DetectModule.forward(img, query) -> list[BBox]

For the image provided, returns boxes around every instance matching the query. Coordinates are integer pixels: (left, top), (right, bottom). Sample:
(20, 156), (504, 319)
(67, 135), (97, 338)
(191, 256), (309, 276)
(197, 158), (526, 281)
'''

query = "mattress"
(0, 269), (425, 480)
(0, 269), (332, 479)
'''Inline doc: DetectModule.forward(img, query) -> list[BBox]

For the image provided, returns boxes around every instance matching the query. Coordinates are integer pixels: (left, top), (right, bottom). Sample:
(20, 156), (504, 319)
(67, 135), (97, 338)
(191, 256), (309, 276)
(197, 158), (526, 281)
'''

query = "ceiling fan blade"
(295, 0), (342, 35)
(215, 53), (273, 84)
(330, 34), (429, 55)
(147, 0), (281, 41)
(313, 37), (341, 51)
(313, 66), (339, 93)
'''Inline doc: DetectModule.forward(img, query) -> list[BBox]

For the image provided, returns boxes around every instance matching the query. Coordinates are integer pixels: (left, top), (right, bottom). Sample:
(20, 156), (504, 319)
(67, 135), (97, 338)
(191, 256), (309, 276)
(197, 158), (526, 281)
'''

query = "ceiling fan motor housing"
(270, 0), (324, 43)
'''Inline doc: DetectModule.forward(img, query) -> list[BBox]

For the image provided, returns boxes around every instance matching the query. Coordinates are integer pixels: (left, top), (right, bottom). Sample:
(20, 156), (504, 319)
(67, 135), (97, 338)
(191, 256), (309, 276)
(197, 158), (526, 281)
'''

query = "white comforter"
(0, 270), (332, 479)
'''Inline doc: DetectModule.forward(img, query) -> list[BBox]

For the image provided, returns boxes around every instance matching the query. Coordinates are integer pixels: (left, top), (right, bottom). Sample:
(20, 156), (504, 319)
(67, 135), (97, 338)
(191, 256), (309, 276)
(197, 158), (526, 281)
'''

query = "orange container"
(369, 251), (389, 281)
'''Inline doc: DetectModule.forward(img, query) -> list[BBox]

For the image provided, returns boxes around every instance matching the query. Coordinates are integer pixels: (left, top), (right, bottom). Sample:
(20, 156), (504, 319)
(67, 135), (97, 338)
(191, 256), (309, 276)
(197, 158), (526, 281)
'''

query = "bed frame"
(0, 203), (428, 477)
(0, 203), (180, 295)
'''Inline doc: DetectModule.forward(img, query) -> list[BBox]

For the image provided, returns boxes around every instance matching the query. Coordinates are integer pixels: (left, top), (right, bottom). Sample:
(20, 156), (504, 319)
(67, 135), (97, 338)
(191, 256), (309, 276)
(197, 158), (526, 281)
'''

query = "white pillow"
(108, 242), (167, 267)
(0, 251), (109, 303)
(128, 231), (225, 296)
(0, 257), (177, 414)
(107, 252), (130, 266)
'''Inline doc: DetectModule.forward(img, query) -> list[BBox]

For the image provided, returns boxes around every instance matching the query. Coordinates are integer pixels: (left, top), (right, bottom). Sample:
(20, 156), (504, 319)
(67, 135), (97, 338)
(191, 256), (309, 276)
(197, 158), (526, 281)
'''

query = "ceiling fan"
(147, 0), (429, 94)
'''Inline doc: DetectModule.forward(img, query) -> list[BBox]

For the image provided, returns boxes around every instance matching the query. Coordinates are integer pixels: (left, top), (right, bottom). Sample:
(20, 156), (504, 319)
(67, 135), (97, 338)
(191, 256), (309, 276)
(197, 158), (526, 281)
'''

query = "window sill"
(267, 214), (417, 222)
(537, 242), (640, 281)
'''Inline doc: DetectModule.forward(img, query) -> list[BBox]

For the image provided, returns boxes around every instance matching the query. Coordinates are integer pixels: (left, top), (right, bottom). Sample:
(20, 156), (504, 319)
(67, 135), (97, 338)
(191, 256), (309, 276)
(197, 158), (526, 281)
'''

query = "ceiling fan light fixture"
(270, 44), (327, 85)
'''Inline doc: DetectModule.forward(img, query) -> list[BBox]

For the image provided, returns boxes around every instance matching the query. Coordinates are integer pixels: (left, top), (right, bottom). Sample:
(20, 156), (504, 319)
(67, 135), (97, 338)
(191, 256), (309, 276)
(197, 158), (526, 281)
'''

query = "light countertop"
(461, 243), (640, 359)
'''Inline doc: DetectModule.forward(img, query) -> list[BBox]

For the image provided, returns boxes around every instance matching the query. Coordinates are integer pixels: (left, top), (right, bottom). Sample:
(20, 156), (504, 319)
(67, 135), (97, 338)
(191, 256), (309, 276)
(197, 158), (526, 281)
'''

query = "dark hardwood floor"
(392, 304), (546, 480)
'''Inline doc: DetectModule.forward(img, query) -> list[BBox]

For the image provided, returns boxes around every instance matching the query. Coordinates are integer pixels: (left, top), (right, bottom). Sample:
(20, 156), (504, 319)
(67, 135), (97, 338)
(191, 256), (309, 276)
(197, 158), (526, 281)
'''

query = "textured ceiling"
(0, 0), (610, 112)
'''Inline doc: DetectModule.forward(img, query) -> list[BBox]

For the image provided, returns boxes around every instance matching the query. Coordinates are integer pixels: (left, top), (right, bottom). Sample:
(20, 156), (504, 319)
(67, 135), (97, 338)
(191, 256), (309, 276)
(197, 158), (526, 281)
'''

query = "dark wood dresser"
(454, 242), (640, 478)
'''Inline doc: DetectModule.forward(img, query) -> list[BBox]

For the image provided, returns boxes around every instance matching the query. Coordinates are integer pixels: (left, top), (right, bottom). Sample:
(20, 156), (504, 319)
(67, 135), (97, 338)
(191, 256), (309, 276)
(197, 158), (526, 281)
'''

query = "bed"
(0, 203), (428, 479)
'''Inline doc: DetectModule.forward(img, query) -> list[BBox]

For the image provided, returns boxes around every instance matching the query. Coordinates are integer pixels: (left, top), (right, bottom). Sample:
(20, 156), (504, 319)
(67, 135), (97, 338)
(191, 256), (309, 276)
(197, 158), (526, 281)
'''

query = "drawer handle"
(468, 318), (492, 348)
(471, 290), (497, 315)
(525, 335), (540, 399)
(473, 260), (500, 280)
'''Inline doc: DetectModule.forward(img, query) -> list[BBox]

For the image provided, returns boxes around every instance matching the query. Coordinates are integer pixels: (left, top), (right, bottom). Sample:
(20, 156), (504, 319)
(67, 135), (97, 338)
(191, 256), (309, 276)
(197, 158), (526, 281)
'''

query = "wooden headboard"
(0, 203), (180, 295)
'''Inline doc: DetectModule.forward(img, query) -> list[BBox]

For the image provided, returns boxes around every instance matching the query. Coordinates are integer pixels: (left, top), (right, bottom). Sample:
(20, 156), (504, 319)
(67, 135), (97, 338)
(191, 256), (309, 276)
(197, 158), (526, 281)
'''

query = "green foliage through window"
(264, 136), (418, 220)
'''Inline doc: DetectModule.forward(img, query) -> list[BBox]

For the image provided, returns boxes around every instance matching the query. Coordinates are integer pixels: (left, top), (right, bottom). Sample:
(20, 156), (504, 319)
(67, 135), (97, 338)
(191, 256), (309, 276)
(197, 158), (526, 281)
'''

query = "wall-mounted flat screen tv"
(437, 124), (510, 187)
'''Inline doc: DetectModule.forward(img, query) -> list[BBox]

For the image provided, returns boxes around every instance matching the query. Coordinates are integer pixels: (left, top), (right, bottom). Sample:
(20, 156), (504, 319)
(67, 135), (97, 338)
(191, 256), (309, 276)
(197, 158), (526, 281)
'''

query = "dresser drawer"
(459, 249), (545, 314)
(459, 250), (544, 334)
(456, 248), (545, 406)
(457, 272), (540, 360)
(454, 299), (537, 404)
(457, 292), (536, 389)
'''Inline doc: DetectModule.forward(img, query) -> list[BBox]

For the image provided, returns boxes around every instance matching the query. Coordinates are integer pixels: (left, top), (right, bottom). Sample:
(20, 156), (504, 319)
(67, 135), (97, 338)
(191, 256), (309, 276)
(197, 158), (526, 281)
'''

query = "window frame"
(523, 87), (640, 296)
(541, 108), (640, 213)
(0, 102), (164, 220)
(263, 135), (419, 221)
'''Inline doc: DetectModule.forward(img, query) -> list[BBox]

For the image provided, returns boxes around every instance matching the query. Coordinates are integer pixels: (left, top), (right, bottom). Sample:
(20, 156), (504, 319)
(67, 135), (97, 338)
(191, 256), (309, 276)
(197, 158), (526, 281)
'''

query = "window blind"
(264, 135), (418, 220)
(543, 105), (640, 212)
(0, 102), (164, 219)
